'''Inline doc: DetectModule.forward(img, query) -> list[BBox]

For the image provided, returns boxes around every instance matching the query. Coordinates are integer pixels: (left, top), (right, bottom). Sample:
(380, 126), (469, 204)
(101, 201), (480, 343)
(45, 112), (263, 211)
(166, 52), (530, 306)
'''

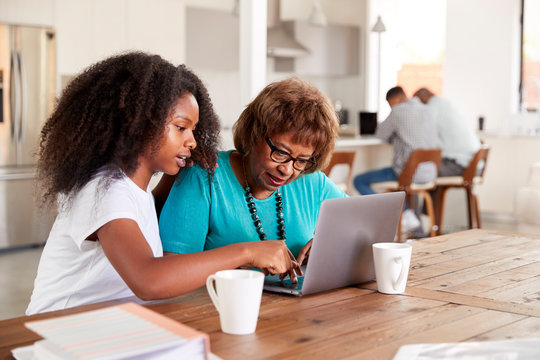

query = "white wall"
(444, 0), (522, 133)
(443, 0), (539, 219)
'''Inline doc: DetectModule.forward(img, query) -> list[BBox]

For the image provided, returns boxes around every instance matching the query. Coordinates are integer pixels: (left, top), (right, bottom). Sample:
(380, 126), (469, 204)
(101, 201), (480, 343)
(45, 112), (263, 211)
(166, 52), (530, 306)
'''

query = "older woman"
(158, 78), (346, 277)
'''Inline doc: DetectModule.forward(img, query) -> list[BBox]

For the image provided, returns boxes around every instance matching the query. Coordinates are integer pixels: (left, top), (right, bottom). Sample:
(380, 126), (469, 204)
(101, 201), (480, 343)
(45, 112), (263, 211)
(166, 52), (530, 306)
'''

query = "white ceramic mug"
(372, 243), (412, 294)
(206, 269), (264, 335)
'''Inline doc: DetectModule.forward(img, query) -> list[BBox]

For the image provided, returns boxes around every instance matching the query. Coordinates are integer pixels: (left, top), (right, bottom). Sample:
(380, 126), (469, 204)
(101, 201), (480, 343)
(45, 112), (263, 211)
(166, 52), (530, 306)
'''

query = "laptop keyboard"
(265, 275), (305, 290)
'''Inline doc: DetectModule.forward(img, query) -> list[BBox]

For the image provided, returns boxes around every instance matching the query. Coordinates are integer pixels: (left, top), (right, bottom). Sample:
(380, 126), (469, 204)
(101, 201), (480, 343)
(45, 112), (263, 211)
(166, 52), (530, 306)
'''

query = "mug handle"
(392, 256), (407, 291)
(206, 275), (220, 313)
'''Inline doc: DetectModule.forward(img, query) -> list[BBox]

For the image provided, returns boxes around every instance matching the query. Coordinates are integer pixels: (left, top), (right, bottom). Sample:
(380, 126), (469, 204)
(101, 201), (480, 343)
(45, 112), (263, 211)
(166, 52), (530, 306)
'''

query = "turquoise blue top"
(159, 150), (347, 257)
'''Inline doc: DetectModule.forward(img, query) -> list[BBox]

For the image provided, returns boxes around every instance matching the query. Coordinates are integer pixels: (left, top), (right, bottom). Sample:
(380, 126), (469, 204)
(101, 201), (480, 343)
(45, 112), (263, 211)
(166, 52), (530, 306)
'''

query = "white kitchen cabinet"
(185, 7), (239, 71)
(54, 0), (184, 78)
(274, 21), (360, 77)
(184, 7), (359, 76)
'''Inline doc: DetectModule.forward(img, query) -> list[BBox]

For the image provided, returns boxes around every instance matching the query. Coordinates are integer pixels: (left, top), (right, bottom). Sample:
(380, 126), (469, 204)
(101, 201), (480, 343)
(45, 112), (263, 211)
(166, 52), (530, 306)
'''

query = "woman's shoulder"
(182, 150), (232, 175)
(285, 171), (347, 200)
(217, 150), (234, 168)
(285, 171), (325, 191)
(296, 171), (325, 183)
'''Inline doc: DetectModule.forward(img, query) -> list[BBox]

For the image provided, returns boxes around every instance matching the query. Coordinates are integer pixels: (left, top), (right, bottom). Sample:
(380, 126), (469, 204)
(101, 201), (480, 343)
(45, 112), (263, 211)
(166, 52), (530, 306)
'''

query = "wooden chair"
(322, 151), (356, 194)
(434, 145), (490, 235)
(371, 149), (442, 241)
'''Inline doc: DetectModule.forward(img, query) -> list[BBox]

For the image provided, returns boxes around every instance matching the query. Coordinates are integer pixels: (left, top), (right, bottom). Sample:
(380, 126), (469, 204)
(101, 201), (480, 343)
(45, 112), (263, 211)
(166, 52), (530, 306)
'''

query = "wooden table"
(1, 229), (540, 359)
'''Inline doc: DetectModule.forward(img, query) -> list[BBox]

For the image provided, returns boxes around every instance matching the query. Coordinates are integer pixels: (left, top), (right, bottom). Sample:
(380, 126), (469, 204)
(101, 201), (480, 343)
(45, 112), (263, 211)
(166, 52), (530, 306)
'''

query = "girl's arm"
(98, 218), (297, 300)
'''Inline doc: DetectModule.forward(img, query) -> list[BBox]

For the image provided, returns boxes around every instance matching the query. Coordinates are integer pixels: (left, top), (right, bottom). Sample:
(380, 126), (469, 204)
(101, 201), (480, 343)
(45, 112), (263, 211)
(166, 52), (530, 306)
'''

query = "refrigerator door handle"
(17, 51), (27, 142)
(9, 50), (21, 143)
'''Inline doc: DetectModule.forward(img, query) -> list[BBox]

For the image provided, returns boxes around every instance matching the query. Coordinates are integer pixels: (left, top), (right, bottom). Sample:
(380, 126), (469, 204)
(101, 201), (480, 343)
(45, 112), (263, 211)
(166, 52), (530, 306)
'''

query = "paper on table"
(11, 345), (34, 360)
(11, 345), (224, 360)
(393, 338), (540, 360)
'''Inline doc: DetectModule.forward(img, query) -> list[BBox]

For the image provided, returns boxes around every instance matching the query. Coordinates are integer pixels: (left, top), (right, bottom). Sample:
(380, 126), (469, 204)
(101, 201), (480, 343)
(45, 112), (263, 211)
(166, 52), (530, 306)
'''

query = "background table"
(1, 229), (539, 359)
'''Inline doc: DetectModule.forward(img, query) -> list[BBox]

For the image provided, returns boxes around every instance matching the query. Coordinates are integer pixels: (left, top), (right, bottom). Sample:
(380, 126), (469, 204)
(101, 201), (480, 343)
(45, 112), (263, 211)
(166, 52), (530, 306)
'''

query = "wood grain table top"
(1, 229), (539, 359)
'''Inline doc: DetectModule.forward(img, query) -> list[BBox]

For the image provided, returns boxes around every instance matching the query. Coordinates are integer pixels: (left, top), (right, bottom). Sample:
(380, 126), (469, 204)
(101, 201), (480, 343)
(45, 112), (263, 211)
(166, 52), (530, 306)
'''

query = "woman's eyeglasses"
(265, 137), (316, 172)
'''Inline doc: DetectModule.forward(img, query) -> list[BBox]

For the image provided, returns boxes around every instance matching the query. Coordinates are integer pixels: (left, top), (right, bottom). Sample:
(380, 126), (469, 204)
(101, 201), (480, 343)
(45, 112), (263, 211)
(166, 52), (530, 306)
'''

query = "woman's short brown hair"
(233, 77), (338, 173)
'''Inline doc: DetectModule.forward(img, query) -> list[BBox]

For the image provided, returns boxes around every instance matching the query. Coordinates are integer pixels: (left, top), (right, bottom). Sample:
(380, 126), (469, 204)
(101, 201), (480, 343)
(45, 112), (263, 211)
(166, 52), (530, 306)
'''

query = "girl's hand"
(245, 240), (301, 280)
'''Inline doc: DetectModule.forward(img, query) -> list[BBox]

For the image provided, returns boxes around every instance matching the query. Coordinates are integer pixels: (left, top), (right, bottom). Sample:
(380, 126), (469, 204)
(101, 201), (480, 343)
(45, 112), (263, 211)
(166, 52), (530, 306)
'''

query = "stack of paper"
(22, 303), (210, 360)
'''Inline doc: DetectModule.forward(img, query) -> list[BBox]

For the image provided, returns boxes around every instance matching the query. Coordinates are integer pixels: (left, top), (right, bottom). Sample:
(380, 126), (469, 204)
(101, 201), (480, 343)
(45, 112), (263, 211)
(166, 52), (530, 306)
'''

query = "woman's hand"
(275, 239), (312, 283)
(296, 239), (313, 266)
(278, 247), (303, 283)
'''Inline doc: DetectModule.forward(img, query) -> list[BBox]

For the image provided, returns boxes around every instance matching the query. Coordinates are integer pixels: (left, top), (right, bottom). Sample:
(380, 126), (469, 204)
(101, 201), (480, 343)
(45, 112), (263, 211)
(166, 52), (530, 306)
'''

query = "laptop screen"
(359, 112), (378, 135)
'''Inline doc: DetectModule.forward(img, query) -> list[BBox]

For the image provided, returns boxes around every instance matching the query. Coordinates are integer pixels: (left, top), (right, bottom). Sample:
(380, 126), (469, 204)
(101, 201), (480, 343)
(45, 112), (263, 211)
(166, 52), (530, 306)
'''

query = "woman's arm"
(98, 218), (298, 300)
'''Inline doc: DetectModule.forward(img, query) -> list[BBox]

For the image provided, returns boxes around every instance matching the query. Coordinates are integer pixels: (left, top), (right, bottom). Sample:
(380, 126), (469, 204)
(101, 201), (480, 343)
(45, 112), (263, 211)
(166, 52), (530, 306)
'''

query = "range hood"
(266, 0), (309, 58)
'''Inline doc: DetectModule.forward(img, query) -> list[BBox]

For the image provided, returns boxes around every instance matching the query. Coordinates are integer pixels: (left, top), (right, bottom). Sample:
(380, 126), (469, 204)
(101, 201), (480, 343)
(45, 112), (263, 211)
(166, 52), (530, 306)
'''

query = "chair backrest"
(322, 151), (356, 193)
(462, 145), (490, 185)
(397, 149), (442, 189)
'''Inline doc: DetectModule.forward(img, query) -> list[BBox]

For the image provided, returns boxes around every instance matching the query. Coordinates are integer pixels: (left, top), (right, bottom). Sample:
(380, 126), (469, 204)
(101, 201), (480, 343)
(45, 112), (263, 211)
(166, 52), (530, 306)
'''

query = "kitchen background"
(0, 0), (539, 319)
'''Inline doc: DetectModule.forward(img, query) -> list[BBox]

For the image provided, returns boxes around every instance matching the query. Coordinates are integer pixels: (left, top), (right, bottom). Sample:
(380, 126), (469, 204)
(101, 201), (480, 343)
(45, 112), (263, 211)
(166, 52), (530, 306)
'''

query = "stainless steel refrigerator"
(0, 23), (57, 249)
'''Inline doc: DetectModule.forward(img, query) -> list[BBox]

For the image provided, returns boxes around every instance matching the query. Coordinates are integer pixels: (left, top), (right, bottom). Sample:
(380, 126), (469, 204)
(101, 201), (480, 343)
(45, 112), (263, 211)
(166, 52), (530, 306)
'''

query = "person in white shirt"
(353, 86), (439, 233)
(414, 88), (480, 176)
(353, 86), (439, 194)
(27, 52), (299, 315)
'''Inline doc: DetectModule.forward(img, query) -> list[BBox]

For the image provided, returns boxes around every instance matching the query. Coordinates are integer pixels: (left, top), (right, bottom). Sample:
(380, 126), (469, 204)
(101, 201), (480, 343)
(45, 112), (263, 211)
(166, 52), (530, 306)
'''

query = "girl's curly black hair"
(37, 51), (220, 207)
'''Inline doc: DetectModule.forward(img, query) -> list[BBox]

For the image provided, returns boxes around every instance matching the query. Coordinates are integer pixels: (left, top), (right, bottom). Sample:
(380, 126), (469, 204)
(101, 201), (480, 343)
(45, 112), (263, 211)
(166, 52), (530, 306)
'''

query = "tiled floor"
(0, 245), (43, 320)
(0, 217), (521, 321)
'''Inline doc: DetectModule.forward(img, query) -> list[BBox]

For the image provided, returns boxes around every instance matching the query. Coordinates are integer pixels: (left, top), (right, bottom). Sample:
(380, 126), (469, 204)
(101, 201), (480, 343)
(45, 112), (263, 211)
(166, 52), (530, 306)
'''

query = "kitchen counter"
(336, 135), (385, 148)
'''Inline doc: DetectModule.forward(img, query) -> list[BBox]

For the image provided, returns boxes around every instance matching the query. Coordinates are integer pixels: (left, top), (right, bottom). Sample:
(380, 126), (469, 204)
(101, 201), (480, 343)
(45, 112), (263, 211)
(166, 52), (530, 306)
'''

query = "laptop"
(263, 191), (405, 296)
(359, 111), (378, 135)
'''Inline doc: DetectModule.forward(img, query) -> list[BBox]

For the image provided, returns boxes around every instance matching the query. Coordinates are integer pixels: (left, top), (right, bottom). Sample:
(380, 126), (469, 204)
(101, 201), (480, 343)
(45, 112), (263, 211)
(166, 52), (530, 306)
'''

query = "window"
(521, 0), (540, 112)
(395, 0), (446, 97)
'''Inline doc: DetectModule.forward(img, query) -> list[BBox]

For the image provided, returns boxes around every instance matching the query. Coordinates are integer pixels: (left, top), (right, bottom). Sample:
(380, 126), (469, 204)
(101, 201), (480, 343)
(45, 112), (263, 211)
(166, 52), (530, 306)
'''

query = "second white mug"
(206, 269), (264, 335)
(372, 242), (412, 294)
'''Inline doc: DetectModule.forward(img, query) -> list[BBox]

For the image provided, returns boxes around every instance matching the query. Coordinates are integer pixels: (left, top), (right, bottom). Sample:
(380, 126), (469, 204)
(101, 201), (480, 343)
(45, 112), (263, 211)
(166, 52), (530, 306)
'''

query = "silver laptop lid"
(299, 192), (405, 295)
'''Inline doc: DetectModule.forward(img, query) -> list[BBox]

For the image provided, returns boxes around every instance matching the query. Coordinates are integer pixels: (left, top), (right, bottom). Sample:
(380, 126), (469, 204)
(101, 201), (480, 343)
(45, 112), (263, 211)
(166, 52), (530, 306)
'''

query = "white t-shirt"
(27, 172), (162, 315)
(427, 96), (480, 168)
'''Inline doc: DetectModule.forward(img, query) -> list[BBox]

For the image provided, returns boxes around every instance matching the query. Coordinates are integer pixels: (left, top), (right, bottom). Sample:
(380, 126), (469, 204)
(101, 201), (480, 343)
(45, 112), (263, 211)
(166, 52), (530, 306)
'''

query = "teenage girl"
(27, 52), (299, 315)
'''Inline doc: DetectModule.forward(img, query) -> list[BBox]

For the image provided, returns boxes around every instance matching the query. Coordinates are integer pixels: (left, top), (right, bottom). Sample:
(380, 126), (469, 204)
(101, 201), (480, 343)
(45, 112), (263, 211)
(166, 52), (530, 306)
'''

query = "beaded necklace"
(242, 156), (286, 241)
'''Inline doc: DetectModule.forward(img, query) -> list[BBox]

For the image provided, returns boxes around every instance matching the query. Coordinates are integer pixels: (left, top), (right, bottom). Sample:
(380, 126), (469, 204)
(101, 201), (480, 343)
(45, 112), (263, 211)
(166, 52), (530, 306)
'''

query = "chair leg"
(434, 187), (442, 234)
(472, 191), (482, 229)
(435, 186), (449, 235)
(421, 190), (437, 237)
(465, 187), (474, 229)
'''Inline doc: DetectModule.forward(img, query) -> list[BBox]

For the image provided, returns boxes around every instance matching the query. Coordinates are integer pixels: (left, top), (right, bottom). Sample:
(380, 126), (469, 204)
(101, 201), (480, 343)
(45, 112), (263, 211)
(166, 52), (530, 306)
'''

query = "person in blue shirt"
(158, 77), (347, 282)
